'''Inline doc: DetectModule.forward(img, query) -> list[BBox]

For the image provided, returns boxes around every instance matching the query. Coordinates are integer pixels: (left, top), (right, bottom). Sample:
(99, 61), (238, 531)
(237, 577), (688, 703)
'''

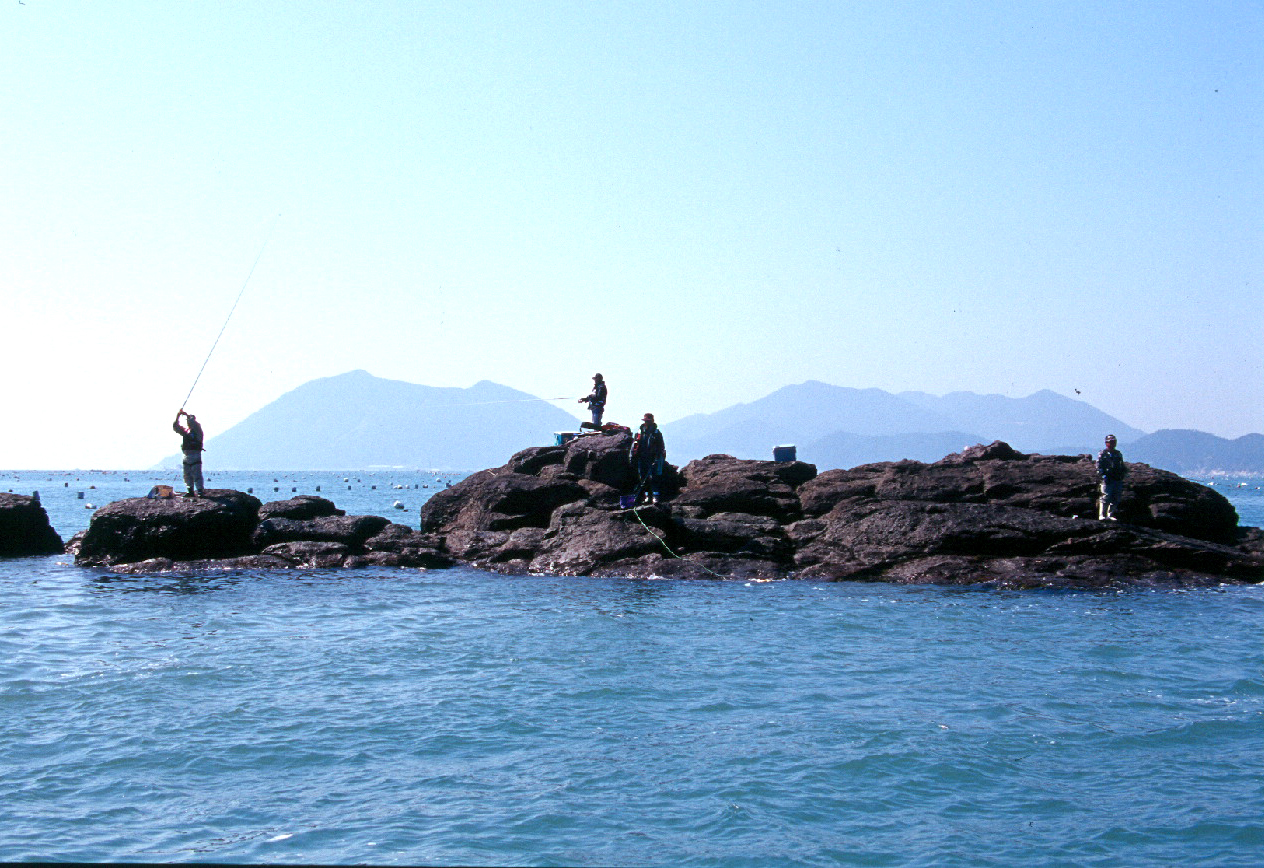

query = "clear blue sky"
(3, 1), (1260, 468)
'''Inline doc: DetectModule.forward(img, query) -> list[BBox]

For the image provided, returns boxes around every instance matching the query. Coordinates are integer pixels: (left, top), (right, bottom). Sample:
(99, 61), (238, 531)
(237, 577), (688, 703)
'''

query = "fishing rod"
(180, 213), (281, 410)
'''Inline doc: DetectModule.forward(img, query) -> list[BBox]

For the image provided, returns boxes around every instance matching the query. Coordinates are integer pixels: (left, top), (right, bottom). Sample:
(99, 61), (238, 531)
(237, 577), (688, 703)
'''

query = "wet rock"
(75, 490), (262, 567)
(0, 492), (64, 557)
(258, 495), (346, 521)
(262, 540), (351, 568)
(253, 514), (391, 550)
(75, 490), (443, 572)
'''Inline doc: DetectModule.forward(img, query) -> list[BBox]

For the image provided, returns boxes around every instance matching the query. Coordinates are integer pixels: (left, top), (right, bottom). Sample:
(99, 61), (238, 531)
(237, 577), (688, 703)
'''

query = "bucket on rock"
(773, 445), (797, 463)
(147, 485), (175, 499)
(619, 494), (636, 509)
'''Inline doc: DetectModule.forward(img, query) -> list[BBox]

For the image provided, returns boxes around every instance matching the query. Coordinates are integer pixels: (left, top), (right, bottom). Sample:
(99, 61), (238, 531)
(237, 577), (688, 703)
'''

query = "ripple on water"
(1, 557), (1263, 865)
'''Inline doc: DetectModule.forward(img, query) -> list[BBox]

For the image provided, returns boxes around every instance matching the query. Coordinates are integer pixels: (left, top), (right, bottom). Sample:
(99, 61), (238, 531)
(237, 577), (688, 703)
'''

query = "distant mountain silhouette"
(156, 370), (581, 470)
(898, 389), (1145, 451)
(1125, 430), (1264, 475)
(662, 381), (1142, 466)
(156, 373), (1262, 474)
(803, 431), (990, 469)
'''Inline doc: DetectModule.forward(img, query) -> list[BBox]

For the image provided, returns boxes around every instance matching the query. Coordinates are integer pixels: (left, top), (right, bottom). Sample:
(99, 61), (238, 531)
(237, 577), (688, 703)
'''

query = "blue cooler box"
(773, 445), (797, 463)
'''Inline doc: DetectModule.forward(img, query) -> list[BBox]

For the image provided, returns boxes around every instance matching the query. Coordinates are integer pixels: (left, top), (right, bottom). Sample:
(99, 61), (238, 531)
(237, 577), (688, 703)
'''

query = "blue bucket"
(619, 494), (636, 509)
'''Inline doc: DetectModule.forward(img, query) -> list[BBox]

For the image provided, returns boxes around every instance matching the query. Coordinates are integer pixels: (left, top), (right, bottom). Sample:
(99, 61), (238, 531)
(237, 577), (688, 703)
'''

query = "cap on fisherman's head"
(1105, 434), (1116, 444)
(593, 373), (603, 381)
(643, 413), (655, 422)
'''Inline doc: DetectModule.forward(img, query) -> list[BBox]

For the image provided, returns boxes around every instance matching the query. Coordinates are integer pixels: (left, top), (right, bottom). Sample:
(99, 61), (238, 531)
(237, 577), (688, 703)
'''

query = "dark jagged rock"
(74, 491), (450, 573)
(258, 495), (346, 521)
(75, 490), (263, 567)
(0, 493), (64, 556)
(253, 514), (391, 549)
(419, 435), (1264, 587)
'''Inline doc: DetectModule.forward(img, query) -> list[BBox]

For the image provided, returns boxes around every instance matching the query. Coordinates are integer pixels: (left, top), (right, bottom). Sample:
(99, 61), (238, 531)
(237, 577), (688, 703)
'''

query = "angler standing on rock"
(578, 373), (607, 430)
(631, 413), (667, 504)
(173, 409), (206, 498)
(1096, 434), (1127, 520)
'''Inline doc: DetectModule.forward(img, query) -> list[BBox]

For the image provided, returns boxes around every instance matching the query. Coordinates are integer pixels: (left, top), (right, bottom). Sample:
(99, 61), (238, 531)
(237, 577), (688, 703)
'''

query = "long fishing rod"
(180, 213), (281, 410)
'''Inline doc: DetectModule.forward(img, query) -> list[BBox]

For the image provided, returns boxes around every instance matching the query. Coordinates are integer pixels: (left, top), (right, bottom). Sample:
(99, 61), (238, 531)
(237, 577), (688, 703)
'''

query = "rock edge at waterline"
(70, 492), (451, 573)
(418, 433), (1264, 588)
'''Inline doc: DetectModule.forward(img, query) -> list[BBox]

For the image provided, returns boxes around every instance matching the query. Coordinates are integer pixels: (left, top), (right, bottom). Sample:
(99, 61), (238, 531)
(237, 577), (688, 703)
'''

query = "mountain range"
(158, 370), (580, 471)
(157, 371), (1263, 475)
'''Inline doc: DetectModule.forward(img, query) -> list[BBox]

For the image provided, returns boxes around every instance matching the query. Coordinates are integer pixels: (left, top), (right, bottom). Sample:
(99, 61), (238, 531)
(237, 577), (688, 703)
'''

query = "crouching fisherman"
(173, 409), (206, 497)
(1096, 433), (1126, 520)
(631, 413), (666, 505)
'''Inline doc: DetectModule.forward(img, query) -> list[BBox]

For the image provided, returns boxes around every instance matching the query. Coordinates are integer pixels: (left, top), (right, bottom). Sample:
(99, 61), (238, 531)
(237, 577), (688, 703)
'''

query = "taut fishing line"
(181, 213), (281, 409)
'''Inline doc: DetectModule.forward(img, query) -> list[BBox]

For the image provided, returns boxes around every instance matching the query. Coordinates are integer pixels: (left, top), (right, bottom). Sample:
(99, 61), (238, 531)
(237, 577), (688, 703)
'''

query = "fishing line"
(629, 505), (729, 579)
(181, 213), (281, 409)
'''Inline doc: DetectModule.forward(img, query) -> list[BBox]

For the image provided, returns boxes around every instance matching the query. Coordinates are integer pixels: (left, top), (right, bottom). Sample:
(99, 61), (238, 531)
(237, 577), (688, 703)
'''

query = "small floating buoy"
(393, 501), (405, 510)
(274, 487), (279, 492)
(77, 491), (84, 499)
(247, 488), (253, 493)
(84, 503), (95, 509)
(315, 485), (320, 492)
(292, 487), (297, 492)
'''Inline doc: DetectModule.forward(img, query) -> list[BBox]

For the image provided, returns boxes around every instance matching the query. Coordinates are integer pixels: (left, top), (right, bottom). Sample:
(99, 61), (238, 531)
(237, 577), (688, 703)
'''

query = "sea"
(2, 469), (1262, 867)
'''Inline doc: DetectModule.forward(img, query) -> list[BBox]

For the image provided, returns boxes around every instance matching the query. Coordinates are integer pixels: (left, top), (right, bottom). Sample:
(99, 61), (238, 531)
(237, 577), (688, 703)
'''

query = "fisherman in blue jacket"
(1095, 434), (1126, 520)
(579, 373), (607, 430)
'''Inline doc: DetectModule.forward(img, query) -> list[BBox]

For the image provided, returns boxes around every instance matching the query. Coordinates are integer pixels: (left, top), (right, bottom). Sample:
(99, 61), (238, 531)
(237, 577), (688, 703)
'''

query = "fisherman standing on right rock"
(173, 409), (206, 498)
(578, 373), (607, 430)
(1096, 434), (1126, 520)
(632, 413), (666, 505)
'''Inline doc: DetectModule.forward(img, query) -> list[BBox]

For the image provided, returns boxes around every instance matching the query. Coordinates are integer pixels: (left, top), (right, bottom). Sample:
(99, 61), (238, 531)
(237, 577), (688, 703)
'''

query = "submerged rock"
(420, 435), (1264, 588)
(0, 492), (65, 557)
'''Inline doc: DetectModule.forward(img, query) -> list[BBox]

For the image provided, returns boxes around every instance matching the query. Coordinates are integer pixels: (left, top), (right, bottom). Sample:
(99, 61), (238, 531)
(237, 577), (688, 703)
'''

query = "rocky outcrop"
(73, 492), (449, 572)
(0, 493), (64, 556)
(419, 434), (1264, 588)
(66, 435), (1264, 587)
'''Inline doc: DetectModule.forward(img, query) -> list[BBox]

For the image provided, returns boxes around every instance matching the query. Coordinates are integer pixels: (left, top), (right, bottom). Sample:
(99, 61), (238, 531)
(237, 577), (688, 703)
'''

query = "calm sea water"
(2, 470), (1262, 866)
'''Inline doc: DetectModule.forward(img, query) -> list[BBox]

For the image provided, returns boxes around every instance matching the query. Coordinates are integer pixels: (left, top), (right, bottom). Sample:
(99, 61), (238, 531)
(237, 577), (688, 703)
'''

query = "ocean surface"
(2, 469), (1262, 866)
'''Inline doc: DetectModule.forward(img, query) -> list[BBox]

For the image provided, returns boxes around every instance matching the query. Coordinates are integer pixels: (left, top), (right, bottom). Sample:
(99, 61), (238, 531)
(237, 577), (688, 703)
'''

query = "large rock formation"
(0, 493), (65, 557)
(67, 435), (1264, 588)
(420, 434), (1264, 588)
(72, 493), (449, 572)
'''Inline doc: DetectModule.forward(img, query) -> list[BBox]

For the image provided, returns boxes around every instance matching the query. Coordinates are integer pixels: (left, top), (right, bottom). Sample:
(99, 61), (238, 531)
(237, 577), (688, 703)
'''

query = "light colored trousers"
(182, 452), (205, 494)
(1098, 479), (1122, 519)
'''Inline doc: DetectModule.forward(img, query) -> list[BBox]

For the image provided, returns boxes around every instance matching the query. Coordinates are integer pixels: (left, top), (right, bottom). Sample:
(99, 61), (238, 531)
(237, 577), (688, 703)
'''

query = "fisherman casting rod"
(181, 213), (281, 410)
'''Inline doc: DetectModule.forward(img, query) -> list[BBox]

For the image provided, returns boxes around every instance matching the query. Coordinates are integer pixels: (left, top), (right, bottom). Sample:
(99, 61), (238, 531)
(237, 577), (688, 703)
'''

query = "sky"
(2, 1), (1261, 469)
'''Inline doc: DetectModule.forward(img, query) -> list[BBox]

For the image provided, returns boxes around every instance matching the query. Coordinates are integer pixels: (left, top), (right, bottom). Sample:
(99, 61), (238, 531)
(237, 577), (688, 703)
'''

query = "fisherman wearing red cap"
(631, 413), (666, 505)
